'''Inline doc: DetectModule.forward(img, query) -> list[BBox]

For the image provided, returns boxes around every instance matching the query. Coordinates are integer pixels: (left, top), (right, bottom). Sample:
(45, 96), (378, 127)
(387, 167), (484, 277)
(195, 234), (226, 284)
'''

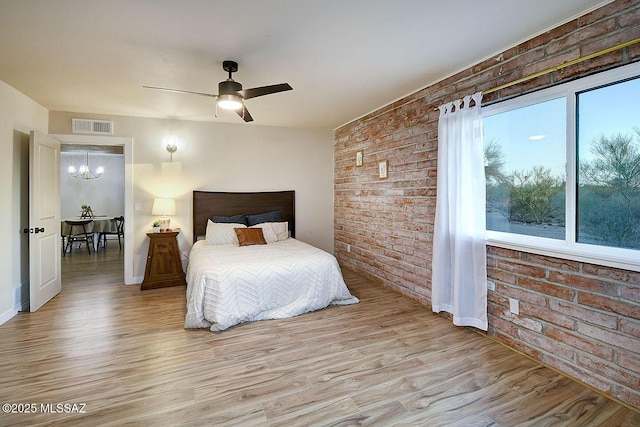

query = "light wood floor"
(1, 244), (638, 426)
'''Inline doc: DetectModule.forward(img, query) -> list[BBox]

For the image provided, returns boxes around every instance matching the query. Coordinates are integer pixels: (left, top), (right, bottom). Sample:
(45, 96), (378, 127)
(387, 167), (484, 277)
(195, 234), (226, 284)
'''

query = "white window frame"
(484, 61), (640, 272)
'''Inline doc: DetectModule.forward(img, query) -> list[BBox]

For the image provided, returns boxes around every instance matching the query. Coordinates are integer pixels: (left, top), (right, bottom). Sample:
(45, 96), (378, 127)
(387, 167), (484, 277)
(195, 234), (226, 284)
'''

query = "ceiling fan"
(143, 60), (292, 122)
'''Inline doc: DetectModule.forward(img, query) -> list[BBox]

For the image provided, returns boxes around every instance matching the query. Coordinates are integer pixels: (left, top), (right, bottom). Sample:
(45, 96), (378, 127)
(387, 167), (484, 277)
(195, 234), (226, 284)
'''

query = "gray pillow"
(211, 214), (247, 225)
(246, 210), (282, 226)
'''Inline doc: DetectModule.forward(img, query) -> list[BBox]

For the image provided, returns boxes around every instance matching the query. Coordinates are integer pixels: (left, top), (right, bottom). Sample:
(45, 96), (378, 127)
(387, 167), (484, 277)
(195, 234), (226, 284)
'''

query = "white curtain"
(431, 92), (488, 330)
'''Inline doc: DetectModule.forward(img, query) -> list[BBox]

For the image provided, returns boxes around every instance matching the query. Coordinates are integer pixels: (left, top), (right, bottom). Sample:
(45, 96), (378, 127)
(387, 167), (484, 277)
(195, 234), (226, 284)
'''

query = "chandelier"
(68, 153), (104, 180)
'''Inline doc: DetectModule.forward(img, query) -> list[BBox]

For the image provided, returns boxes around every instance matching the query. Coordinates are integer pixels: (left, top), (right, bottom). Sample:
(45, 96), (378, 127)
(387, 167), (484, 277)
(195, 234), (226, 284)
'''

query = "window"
(576, 79), (640, 251)
(483, 62), (640, 272)
(485, 97), (566, 240)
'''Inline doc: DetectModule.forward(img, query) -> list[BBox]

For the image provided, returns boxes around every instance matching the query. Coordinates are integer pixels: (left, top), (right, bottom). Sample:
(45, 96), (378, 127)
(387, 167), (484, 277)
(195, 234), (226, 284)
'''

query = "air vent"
(72, 118), (114, 135)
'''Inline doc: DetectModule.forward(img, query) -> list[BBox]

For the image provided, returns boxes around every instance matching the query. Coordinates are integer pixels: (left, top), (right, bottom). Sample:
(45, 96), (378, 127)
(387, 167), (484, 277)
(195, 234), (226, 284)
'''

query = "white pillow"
(206, 220), (246, 245)
(250, 222), (288, 243)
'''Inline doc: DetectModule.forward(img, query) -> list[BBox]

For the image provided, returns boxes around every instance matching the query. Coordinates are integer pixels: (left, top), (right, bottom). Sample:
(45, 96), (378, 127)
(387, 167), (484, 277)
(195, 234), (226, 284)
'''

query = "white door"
(29, 131), (61, 311)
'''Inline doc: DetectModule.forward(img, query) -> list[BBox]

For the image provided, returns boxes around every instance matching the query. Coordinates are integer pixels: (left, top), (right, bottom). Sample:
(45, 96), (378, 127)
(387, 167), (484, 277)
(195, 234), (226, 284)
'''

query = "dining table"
(61, 217), (119, 251)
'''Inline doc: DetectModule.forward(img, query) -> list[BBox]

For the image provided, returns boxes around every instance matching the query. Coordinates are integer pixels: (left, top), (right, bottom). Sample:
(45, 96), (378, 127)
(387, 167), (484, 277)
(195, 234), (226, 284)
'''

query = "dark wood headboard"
(192, 190), (295, 243)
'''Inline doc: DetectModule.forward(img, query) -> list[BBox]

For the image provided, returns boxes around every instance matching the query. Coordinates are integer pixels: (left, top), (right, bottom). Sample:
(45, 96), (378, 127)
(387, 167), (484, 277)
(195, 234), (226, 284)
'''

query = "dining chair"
(63, 220), (95, 256)
(61, 231), (67, 255)
(99, 216), (124, 250)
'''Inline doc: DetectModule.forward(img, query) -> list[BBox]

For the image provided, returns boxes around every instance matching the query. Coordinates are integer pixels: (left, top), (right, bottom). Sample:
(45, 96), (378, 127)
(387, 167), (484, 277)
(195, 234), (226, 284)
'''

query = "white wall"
(0, 86), (334, 324)
(49, 112), (335, 283)
(0, 80), (49, 323)
(60, 152), (125, 218)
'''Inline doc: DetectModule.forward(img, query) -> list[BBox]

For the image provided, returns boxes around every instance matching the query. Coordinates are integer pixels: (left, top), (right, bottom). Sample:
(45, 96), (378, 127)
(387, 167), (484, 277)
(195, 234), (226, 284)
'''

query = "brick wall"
(488, 247), (640, 407)
(334, 0), (640, 409)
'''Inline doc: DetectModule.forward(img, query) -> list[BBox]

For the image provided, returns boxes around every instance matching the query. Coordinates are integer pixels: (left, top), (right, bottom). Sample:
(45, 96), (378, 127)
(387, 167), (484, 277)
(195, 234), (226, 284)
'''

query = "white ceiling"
(0, 0), (611, 130)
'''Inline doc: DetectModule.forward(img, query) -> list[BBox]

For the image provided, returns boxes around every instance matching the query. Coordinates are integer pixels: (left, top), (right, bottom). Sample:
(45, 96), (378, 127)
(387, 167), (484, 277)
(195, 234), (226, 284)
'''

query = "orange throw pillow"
(234, 227), (267, 246)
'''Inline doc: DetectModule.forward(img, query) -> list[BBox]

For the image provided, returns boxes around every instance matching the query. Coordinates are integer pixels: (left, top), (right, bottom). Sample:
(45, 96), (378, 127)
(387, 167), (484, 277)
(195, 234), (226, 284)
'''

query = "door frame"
(50, 134), (135, 285)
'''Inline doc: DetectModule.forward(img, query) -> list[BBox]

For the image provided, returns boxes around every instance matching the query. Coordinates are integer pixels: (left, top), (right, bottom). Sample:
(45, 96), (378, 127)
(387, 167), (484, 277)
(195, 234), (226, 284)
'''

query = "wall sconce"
(165, 136), (178, 161)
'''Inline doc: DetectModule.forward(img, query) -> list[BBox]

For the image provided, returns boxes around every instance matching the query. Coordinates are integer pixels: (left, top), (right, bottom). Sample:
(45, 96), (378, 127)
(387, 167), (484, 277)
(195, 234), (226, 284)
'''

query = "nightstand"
(141, 230), (186, 290)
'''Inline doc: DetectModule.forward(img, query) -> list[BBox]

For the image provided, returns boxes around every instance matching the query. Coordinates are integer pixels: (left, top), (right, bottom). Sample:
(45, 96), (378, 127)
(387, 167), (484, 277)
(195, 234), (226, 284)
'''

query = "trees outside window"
(578, 130), (640, 249)
(484, 97), (565, 240)
(482, 63), (640, 270)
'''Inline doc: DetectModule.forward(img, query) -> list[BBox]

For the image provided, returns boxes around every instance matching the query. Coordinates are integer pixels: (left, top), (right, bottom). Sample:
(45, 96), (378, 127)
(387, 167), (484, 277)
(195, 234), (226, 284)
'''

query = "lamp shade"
(217, 94), (243, 110)
(152, 198), (176, 216)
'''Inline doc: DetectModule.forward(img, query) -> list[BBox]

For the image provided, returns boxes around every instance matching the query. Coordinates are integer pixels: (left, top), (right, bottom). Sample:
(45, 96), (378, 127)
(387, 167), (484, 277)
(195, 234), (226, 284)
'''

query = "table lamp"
(152, 198), (176, 232)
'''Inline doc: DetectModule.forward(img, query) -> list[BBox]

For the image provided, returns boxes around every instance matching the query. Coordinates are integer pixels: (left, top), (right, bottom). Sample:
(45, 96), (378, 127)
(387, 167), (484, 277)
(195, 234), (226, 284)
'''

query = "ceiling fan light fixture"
(143, 60), (290, 123)
(217, 94), (243, 110)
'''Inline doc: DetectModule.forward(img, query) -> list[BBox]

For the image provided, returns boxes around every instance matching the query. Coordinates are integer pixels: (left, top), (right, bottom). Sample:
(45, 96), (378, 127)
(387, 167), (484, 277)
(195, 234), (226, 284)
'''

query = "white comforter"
(185, 238), (359, 331)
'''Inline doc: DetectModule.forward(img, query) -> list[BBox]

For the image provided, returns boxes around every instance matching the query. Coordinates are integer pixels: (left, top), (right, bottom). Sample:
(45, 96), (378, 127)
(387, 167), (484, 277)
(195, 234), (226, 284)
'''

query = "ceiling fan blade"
(241, 83), (292, 100)
(142, 85), (217, 98)
(235, 104), (254, 122)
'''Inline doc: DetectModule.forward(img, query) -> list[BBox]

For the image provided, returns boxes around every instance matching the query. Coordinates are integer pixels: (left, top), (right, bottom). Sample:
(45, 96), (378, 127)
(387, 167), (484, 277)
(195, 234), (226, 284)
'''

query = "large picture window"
(483, 62), (640, 272)
(576, 78), (640, 251)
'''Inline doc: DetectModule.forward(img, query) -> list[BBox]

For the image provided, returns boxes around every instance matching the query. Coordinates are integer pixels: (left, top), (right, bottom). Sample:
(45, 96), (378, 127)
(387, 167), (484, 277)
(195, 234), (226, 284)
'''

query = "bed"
(185, 190), (358, 331)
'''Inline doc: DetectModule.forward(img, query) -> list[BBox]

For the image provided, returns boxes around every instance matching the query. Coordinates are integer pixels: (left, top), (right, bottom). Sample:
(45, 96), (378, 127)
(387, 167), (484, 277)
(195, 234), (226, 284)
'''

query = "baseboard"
(472, 328), (640, 415)
(19, 293), (29, 312)
(14, 281), (29, 313)
(0, 306), (18, 326)
(128, 276), (144, 285)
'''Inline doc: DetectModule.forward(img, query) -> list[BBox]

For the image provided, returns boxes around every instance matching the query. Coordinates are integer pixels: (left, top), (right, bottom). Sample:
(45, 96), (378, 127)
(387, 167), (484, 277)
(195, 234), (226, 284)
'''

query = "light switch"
(509, 298), (520, 315)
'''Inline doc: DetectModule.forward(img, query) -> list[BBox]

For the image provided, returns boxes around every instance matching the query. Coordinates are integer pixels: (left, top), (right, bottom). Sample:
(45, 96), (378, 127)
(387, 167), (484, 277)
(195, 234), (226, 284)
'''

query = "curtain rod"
(485, 37), (640, 95)
(435, 37), (640, 109)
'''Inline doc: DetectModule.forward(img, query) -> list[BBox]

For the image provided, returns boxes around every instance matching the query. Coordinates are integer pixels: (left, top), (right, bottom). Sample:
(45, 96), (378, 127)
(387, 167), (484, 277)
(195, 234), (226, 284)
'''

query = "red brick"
(523, 49), (581, 77)
(499, 285), (547, 307)
(546, 326), (613, 360)
(541, 18), (583, 47)
(524, 304), (576, 330)
(493, 306), (543, 333)
(620, 318), (640, 338)
(487, 267), (517, 285)
(520, 253), (580, 271)
(579, 0), (635, 26)
(581, 263), (640, 284)
(501, 47), (546, 75)
(501, 74), (553, 99)
(577, 322), (640, 353)
(472, 47), (519, 74)
(576, 353), (639, 389)
(580, 26), (640, 57)
(517, 276), (575, 301)
(486, 246), (520, 260)
(618, 349), (640, 373)
(613, 387), (640, 411)
(491, 68), (525, 94)
(334, 0), (640, 410)
(542, 353), (612, 394)
(546, 18), (617, 56)
(548, 271), (617, 296)
(495, 332), (542, 360)
(553, 51), (622, 83)
(578, 292), (640, 320)
(621, 285), (640, 303)
(548, 299), (618, 329)
(488, 294), (509, 309)
(496, 260), (547, 279)
(618, 5), (640, 28)
(518, 328), (574, 361)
